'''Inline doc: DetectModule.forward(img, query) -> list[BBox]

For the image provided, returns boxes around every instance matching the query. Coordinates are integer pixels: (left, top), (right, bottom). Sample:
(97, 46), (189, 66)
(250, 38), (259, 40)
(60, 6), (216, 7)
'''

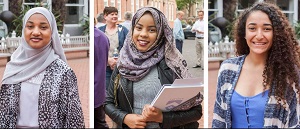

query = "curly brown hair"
(234, 2), (300, 104)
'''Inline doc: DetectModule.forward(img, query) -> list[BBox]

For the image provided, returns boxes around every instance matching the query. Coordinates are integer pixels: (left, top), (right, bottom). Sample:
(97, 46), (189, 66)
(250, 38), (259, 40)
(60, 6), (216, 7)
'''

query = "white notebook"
(151, 78), (203, 112)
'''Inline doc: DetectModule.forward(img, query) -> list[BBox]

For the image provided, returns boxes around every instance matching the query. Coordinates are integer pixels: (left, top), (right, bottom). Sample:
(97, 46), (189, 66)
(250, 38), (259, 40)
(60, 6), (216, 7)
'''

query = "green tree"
(9, 0), (22, 35)
(176, 0), (199, 17)
(52, 0), (68, 34)
(9, 0), (67, 36)
(223, 0), (237, 40)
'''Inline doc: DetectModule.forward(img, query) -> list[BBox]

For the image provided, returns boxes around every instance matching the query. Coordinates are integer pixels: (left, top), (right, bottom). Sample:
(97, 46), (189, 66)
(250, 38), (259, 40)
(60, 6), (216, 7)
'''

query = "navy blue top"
(98, 24), (128, 51)
(231, 90), (269, 128)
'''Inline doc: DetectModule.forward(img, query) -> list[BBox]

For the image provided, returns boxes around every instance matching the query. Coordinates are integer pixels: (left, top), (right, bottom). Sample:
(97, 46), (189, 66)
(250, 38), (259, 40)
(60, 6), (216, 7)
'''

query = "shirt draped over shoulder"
(212, 55), (300, 128)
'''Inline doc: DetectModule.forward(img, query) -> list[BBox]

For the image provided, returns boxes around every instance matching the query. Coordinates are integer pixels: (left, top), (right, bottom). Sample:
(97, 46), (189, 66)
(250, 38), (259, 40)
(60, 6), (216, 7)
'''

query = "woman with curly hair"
(212, 2), (300, 128)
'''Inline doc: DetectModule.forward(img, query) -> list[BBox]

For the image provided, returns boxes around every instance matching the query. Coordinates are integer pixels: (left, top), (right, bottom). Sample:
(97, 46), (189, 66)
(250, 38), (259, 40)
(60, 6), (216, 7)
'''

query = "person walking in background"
(98, 6), (128, 89)
(0, 7), (84, 128)
(191, 11), (204, 69)
(120, 11), (132, 31)
(212, 2), (300, 128)
(96, 13), (106, 28)
(105, 7), (202, 128)
(94, 18), (109, 128)
(173, 11), (185, 53)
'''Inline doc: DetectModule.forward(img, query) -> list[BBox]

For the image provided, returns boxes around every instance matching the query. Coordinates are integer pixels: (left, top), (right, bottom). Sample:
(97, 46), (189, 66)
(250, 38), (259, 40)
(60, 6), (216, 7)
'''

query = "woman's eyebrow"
(136, 23), (143, 26)
(26, 20), (49, 25)
(247, 23), (272, 26)
(263, 23), (272, 26)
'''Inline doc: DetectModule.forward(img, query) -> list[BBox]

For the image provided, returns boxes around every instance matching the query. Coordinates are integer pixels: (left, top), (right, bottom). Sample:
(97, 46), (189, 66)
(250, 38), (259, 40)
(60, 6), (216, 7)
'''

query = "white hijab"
(2, 7), (67, 84)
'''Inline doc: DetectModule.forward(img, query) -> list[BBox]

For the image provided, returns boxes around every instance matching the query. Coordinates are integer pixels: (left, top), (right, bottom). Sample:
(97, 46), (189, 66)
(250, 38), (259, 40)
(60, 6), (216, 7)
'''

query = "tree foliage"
(176, 0), (199, 17)
(9, 0), (67, 36)
(52, 0), (68, 34)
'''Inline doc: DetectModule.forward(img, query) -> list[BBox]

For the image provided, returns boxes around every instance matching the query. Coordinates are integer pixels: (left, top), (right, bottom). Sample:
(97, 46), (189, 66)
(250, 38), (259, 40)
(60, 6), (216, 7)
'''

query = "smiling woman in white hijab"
(0, 7), (84, 128)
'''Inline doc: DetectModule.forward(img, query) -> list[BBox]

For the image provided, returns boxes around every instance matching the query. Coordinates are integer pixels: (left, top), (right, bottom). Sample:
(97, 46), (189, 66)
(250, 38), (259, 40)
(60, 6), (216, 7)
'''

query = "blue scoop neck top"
(231, 90), (269, 128)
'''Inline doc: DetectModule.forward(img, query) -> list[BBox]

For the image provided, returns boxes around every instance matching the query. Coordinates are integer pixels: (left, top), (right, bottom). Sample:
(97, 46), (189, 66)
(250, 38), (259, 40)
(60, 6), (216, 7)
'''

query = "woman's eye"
(149, 29), (156, 32)
(26, 25), (33, 29)
(41, 26), (48, 30)
(264, 28), (272, 31)
(248, 27), (255, 30)
(135, 26), (142, 30)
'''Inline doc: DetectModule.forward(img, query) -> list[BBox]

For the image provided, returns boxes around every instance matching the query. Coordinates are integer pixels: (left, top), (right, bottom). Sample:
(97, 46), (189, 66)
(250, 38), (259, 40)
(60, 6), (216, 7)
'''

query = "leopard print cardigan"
(0, 59), (85, 128)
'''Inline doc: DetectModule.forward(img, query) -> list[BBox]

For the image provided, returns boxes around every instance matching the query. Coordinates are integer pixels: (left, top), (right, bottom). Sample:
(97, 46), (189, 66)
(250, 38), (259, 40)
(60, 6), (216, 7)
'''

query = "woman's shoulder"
(222, 55), (245, 65)
(219, 55), (245, 72)
(118, 24), (129, 32)
(98, 25), (106, 32)
(48, 58), (73, 73)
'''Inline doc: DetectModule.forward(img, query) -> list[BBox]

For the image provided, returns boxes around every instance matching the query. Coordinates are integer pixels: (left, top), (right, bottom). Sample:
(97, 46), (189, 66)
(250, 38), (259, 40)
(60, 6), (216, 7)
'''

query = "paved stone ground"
(0, 51), (90, 127)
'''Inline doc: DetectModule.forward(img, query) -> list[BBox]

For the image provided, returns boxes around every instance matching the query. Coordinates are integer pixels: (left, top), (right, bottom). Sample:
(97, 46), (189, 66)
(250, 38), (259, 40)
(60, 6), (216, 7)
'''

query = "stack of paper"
(151, 78), (203, 112)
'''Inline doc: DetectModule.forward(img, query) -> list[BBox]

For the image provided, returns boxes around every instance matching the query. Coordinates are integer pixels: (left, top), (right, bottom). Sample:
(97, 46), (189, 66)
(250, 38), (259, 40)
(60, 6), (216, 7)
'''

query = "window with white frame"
(140, 0), (143, 8)
(117, 0), (121, 20)
(168, 2), (171, 20)
(65, 0), (85, 24)
(131, 0), (134, 14)
(23, 0), (48, 8)
(275, 0), (295, 23)
(236, 0), (256, 15)
(111, 0), (115, 7)
(104, 0), (108, 7)
(171, 4), (174, 20)
(136, 0), (139, 11)
(23, 0), (88, 36)
(208, 0), (219, 20)
(196, 2), (199, 16)
(236, 0), (296, 24)
(165, 3), (168, 20)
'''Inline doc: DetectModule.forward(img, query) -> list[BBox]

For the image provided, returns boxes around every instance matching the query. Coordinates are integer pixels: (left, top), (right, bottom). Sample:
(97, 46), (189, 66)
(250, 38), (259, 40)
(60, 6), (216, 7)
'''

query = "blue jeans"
(175, 39), (183, 53)
(105, 66), (113, 90)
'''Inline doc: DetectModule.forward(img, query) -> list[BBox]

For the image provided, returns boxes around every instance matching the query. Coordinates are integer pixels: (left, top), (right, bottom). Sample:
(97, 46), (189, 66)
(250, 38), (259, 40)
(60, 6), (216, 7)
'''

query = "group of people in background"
(173, 10), (204, 69)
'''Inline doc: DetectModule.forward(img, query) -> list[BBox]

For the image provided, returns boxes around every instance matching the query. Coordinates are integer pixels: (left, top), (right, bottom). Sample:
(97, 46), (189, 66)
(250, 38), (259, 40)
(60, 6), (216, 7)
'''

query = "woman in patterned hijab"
(117, 7), (191, 81)
(105, 7), (202, 128)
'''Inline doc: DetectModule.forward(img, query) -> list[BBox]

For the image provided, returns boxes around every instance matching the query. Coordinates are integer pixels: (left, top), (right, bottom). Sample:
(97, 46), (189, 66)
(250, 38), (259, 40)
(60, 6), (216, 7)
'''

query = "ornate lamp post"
(0, 11), (16, 36)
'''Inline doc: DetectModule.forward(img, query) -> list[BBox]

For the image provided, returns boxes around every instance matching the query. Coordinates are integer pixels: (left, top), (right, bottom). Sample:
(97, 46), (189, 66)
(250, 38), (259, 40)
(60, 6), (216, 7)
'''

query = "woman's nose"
(32, 28), (41, 36)
(139, 29), (148, 37)
(255, 29), (263, 40)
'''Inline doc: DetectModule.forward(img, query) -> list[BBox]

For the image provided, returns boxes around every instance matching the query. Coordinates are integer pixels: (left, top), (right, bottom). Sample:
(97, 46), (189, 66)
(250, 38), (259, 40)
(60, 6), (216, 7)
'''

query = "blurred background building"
(0, 0), (89, 37)
(94, 0), (203, 28)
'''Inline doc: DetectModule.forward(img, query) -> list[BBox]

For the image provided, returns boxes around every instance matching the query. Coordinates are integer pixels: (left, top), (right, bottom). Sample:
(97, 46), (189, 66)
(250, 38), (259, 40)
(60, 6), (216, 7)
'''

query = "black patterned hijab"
(117, 7), (192, 81)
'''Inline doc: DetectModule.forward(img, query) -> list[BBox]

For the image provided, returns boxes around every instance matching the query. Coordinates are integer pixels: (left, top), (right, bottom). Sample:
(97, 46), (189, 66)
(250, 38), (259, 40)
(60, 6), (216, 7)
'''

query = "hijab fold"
(117, 7), (192, 82)
(2, 7), (66, 84)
